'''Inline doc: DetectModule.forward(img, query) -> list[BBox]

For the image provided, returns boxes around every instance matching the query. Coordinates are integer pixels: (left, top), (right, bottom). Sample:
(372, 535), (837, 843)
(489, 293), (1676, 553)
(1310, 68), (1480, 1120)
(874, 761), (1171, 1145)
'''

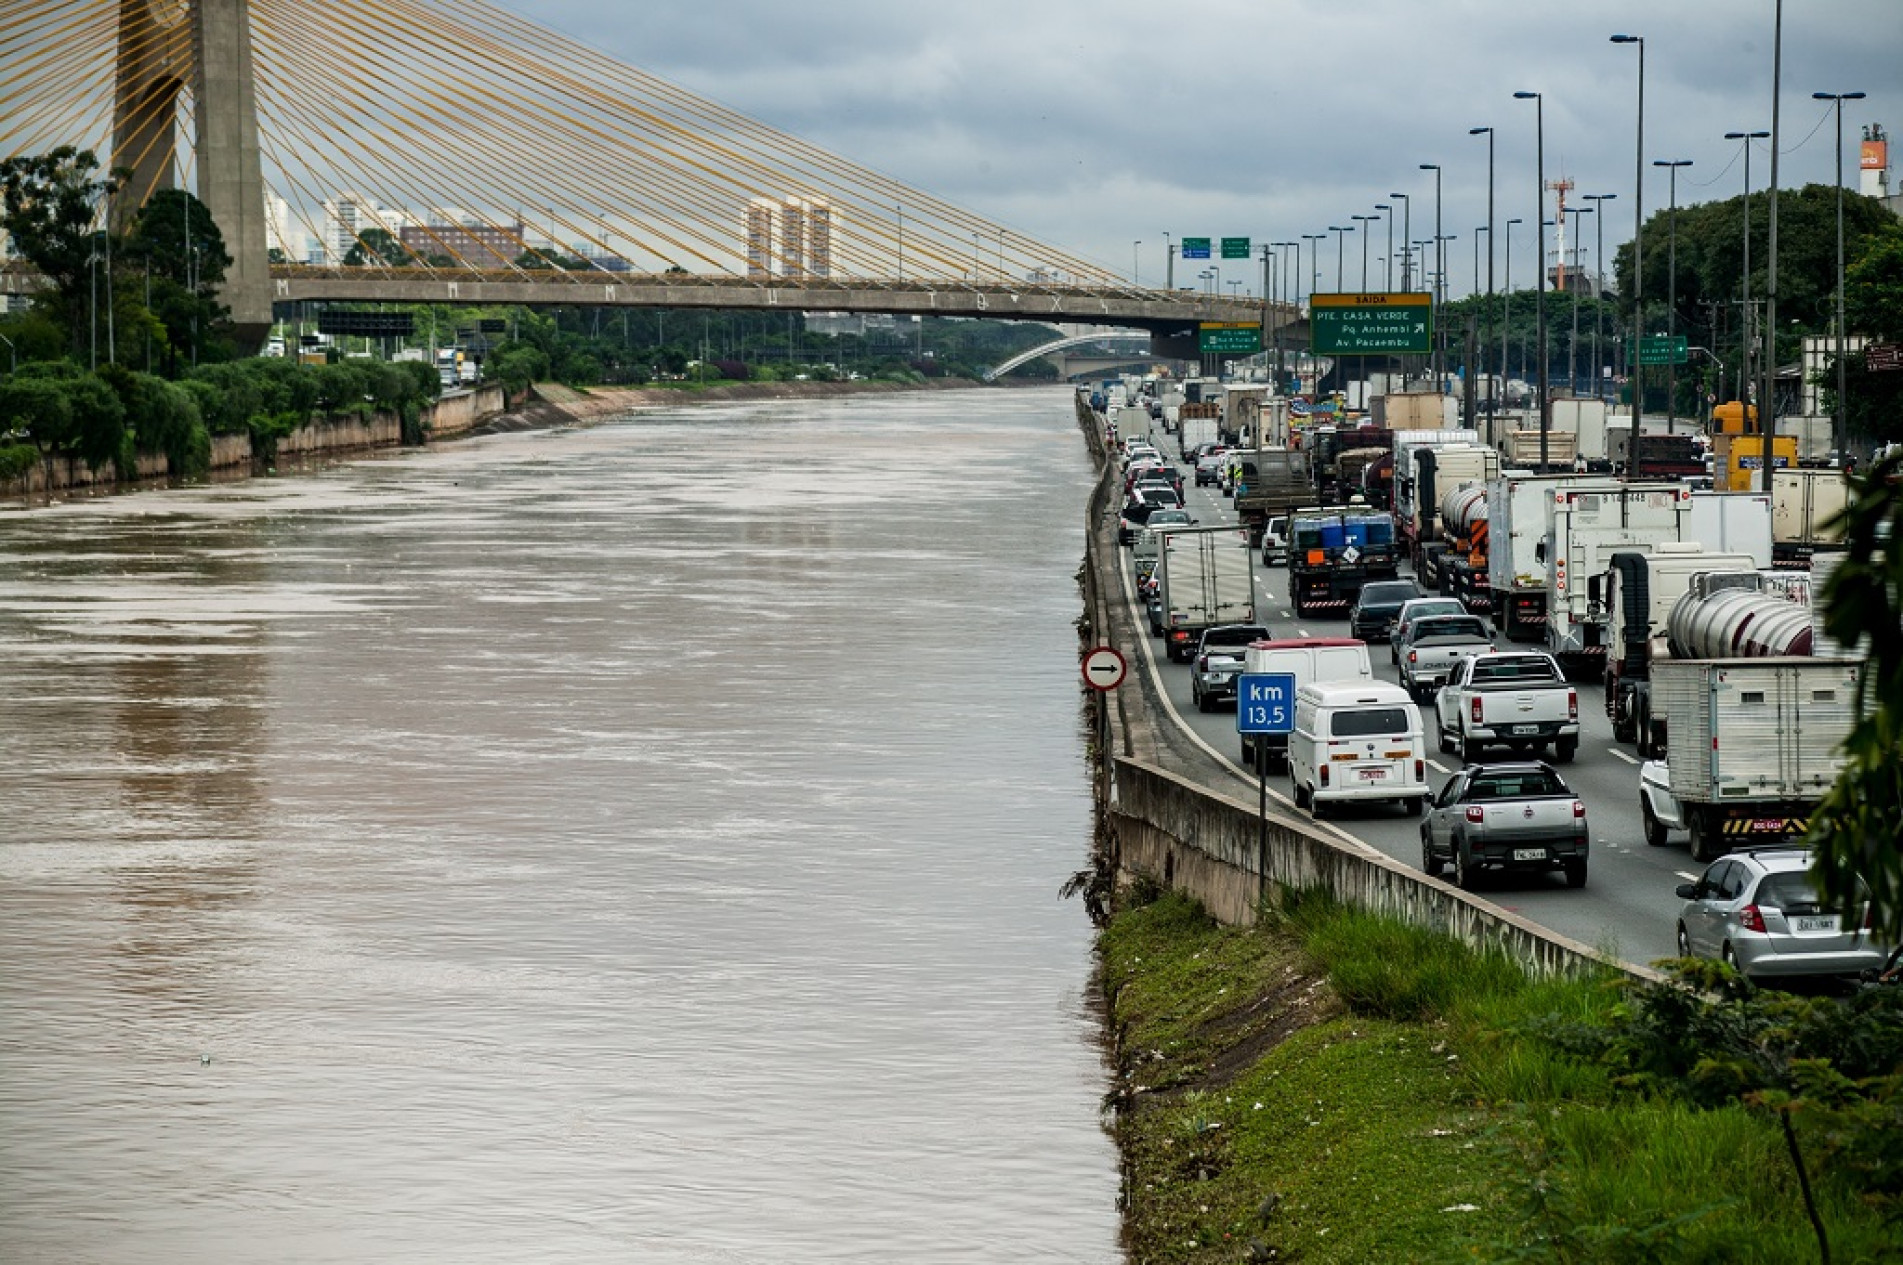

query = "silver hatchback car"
(1674, 848), (1888, 982)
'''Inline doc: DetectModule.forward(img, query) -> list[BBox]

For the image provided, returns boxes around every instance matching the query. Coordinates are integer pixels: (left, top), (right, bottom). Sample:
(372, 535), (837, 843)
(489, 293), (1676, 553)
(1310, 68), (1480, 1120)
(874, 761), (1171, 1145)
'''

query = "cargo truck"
(1233, 448), (1313, 547)
(1684, 491), (1774, 567)
(1647, 657), (1861, 861)
(1156, 526), (1258, 663)
(1438, 485), (1491, 614)
(1178, 415), (1220, 459)
(1487, 474), (1624, 643)
(1712, 434), (1796, 490)
(1543, 483), (1698, 675)
(1287, 508), (1400, 615)
(1770, 468), (1849, 569)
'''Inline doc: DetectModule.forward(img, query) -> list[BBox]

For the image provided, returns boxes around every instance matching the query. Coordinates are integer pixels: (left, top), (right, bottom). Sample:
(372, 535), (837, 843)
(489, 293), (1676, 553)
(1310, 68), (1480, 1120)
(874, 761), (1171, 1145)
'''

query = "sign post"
(1237, 672), (1297, 897)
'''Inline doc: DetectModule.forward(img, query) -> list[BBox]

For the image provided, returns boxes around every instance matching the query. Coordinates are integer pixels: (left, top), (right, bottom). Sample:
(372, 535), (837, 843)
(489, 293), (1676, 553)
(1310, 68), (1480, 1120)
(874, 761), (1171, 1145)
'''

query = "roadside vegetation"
(1102, 885), (1901, 1263)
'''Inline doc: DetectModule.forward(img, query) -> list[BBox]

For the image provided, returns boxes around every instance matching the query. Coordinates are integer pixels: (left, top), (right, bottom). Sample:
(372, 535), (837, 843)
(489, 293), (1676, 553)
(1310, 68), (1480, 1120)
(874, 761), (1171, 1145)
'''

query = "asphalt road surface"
(1121, 427), (1697, 967)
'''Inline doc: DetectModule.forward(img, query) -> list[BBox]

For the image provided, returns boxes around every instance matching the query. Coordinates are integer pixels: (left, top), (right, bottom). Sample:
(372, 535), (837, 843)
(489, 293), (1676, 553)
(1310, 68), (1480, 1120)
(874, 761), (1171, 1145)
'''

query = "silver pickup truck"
(1422, 762), (1590, 889)
(1396, 615), (1494, 702)
(1433, 651), (1580, 763)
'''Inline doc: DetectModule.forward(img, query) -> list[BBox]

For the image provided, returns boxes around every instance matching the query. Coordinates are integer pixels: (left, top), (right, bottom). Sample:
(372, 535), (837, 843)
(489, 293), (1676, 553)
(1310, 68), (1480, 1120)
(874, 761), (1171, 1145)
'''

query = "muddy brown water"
(0, 388), (1120, 1263)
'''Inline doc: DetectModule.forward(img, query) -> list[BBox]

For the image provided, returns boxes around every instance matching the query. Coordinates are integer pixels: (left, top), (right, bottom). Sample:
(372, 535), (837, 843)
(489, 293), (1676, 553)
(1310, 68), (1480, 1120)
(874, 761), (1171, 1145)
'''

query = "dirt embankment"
(481, 377), (990, 430)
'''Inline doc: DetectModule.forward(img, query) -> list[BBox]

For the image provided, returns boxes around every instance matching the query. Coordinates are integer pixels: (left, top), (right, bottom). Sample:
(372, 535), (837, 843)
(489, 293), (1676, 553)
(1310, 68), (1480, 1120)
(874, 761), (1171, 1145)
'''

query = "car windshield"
(1203, 626), (1270, 648)
(1330, 707), (1410, 738)
(1466, 770), (1569, 799)
(1471, 657), (1557, 683)
(1147, 510), (1191, 527)
(1403, 600), (1464, 621)
(1362, 583), (1421, 605)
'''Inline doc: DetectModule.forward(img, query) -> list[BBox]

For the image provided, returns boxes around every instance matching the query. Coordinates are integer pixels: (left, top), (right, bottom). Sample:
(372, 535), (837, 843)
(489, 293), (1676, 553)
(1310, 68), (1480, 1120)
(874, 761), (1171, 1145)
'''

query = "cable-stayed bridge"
(3, 0), (1280, 354)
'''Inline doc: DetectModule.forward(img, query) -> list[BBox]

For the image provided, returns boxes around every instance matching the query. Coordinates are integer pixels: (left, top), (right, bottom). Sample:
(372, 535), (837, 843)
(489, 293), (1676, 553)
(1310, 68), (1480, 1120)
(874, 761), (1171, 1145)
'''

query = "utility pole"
(1760, 0), (1783, 497)
(1812, 92), (1865, 466)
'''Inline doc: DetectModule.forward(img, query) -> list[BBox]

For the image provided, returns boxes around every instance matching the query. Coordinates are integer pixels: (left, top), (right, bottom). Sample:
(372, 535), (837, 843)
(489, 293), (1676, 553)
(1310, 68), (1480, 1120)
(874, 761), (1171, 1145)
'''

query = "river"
(0, 386), (1121, 1263)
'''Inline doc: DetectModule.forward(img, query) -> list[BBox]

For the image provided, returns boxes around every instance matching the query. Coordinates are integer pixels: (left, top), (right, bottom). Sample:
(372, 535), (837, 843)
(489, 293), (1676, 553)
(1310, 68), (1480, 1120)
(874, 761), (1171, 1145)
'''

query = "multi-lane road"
(1120, 427), (1699, 967)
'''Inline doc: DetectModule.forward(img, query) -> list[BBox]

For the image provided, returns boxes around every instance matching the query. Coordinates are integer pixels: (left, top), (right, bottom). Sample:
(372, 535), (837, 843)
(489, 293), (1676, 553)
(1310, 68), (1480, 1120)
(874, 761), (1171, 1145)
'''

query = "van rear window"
(1330, 707), (1410, 738)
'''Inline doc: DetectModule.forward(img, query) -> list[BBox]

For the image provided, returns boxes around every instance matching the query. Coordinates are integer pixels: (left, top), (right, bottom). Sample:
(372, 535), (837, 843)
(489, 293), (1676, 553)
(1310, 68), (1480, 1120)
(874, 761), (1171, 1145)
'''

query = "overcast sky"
(514, 0), (1898, 296)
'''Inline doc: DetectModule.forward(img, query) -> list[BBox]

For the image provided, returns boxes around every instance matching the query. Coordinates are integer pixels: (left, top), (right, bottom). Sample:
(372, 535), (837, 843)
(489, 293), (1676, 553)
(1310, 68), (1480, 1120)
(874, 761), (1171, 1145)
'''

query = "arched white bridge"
(983, 331), (1157, 382)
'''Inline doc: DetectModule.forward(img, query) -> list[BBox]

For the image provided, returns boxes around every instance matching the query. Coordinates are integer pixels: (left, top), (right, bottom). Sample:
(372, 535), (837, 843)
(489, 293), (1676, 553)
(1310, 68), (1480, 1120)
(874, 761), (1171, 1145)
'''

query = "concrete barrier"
(1074, 391), (1649, 981)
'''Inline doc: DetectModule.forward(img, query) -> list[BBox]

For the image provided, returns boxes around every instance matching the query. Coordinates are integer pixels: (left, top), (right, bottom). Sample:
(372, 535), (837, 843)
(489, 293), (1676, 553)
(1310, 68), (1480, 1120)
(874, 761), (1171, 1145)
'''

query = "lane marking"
(1676, 871), (1700, 882)
(1114, 541), (1381, 859)
(1607, 748), (1639, 765)
(1427, 759), (1450, 774)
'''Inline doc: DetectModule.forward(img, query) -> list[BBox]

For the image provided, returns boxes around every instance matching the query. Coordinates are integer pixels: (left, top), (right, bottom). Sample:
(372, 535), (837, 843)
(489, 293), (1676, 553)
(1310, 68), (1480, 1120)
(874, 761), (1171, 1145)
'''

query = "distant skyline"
(515, 0), (1899, 297)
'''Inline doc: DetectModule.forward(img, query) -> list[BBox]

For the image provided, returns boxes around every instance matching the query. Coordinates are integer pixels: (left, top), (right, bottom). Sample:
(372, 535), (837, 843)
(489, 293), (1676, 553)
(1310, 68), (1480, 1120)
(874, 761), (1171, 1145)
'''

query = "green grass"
(1101, 888), (1902, 1263)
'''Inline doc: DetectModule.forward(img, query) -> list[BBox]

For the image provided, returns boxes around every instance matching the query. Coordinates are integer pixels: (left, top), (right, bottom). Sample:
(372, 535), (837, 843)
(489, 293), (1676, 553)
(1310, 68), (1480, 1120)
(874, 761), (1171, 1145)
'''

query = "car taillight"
(1568, 690), (1579, 721)
(1865, 904), (1874, 931)
(1197, 655), (1208, 671)
(1170, 631), (1189, 643)
(1739, 905), (1767, 933)
(1470, 697), (1484, 724)
(1408, 651), (1418, 663)
(1573, 800), (1585, 819)
(1319, 764), (1330, 787)
(1414, 759), (1425, 781)
(1464, 806), (1485, 823)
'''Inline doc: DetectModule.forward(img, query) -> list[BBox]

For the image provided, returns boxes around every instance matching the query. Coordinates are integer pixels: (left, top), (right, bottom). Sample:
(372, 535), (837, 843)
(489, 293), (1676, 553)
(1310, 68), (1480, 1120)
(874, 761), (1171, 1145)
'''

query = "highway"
(1119, 426), (1697, 967)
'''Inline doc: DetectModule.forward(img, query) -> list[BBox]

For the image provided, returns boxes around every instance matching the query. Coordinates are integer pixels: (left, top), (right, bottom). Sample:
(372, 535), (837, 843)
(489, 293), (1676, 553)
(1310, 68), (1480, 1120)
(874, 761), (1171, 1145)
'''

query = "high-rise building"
(746, 197), (776, 278)
(742, 195), (835, 279)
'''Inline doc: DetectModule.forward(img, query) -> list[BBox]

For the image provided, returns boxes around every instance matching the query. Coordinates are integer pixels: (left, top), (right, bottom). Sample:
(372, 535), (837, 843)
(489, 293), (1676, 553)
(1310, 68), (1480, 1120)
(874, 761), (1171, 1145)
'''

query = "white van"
(1287, 681), (1427, 817)
(1239, 637), (1373, 772)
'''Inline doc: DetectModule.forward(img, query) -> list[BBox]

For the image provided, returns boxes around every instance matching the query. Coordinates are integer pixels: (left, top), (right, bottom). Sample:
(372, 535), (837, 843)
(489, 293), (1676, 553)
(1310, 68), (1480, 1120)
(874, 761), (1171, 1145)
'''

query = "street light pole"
(1504, 218), (1521, 389)
(1565, 207), (1593, 396)
(1470, 127), (1496, 399)
(1421, 164), (1443, 386)
(1303, 234), (1323, 305)
(1163, 230), (1172, 289)
(1353, 214), (1374, 289)
(1611, 34), (1646, 449)
(1514, 91), (1551, 469)
(1725, 129), (1770, 411)
(1133, 239), (1142, 286)
(1583, 193), (1616, 404)
(1654, 160), (1694, 435)
(1813, 91), (1866, 466)
(1375, 205), (1393, 290)
(1761, 0), (1784, 497)
(1389, 193), (1411, 292)
(1330, 225), (1350, 292)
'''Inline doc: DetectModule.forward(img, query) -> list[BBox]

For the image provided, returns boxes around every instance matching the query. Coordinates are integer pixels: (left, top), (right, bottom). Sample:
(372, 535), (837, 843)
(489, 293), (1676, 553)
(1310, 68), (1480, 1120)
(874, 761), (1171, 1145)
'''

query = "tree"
(1809, 451), (1903, 938)
(1830, 229), (1903, 445)
(342, 227), (414, 269)
(0, 146), (121, 356)
(123, 188), (233, 373)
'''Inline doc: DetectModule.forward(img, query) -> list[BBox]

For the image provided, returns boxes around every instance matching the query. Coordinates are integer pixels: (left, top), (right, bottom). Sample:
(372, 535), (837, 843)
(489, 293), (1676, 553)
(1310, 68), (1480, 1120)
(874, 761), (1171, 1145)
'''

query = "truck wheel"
(1461, 737), (1484, 764)
(1421, 828), (1444, 877)
(1688, 816), (1724, 864)
(1293, 779), (1310, 809)
(1437, 717), (1454, 755)
(1453, 843), (1477, 891)
(1642, 800), (1668, 848)
(1554, 737), (1578, 764)
(1309, 790), (1327, 820)
(1563, 859), (1588, 889)
(1612, 706), (1636, 745)
(1404, 795), (1424, 818)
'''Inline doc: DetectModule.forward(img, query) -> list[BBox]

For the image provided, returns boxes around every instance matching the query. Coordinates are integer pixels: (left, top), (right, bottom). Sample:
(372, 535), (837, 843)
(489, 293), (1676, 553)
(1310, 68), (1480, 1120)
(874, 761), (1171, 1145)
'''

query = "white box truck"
(1771, 468), (1850, 570)
(1684, 491), (1774, 569)
(1485, 474), (1624, 644)
(1543, 483), (1695, 673)
(1156, 526), (1258, 664)
(1650, 657), (1862, 861)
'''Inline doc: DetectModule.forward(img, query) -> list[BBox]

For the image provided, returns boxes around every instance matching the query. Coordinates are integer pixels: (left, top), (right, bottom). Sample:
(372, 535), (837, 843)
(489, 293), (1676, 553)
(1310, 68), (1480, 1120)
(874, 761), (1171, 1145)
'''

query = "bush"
(0, 441), (39, 480)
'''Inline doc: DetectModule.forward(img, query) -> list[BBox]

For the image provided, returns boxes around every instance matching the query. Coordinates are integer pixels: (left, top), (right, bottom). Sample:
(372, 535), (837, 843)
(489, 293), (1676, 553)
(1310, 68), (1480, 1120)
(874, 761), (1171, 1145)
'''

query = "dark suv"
(1189, 623), (1274, 712)
(1349, 579), (1424, 642)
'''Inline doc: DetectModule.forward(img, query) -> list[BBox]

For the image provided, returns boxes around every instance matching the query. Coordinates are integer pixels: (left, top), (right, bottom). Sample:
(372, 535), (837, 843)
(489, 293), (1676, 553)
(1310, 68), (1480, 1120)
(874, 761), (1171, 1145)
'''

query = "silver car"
(1675, 849), (1888, 982)
(1421, 762), (1589, 890)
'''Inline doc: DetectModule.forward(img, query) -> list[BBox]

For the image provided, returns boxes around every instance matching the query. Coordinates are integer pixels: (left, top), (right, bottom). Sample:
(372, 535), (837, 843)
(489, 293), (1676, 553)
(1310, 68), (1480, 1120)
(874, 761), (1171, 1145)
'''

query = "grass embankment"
(1103, 888), (1899, 1263)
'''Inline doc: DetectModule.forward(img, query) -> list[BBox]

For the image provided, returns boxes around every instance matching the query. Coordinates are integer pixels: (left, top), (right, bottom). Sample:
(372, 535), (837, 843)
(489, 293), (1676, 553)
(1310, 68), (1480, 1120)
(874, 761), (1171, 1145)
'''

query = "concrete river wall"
(1074, 393), (1650, 980)
(5, 383), (508, 501)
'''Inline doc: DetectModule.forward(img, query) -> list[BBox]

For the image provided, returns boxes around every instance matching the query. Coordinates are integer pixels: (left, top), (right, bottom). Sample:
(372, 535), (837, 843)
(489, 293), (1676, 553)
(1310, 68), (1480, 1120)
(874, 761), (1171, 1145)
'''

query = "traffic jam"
(1095, 373), (1893, 983)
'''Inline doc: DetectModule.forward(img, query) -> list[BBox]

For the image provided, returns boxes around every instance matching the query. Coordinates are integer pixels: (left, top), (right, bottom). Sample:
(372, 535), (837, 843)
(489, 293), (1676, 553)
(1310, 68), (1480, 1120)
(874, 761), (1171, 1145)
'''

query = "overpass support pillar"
(1150, 329), (1201, 362)
(192, 0), (271, 350)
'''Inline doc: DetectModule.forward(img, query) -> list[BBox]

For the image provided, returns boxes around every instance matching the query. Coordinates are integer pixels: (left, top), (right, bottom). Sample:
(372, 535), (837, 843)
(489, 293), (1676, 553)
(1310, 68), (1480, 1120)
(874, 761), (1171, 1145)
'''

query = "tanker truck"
(1598, 549), (1766, 752)
(1438, 485), (1491, 615)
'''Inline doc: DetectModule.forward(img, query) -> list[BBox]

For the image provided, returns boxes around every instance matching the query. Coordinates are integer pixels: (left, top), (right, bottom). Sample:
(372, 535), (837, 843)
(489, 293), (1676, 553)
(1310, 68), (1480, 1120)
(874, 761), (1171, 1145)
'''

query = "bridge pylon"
(111, 0), (271, 348)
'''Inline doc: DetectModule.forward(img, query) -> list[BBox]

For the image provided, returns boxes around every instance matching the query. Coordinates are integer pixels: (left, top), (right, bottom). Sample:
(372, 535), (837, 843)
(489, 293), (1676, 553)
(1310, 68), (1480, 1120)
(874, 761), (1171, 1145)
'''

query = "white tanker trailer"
(1438, 485), (1491, 613)
(1666, 580), (1816, 660)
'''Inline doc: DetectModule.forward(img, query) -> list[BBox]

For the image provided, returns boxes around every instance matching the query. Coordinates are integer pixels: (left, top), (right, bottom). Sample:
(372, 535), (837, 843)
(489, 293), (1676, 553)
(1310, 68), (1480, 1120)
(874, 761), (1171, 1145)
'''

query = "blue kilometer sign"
(1237, 673), (1296, 734)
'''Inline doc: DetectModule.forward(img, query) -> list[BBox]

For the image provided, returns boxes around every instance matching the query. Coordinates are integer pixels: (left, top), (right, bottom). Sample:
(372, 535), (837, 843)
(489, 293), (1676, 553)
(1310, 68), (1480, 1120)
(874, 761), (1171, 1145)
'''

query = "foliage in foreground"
(1100, 887), (1902, 1263)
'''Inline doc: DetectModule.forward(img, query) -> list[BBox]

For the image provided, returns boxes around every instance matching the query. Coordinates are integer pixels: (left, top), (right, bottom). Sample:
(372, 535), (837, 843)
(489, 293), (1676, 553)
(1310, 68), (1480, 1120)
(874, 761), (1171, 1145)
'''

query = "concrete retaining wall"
(5, 383), (508, 502)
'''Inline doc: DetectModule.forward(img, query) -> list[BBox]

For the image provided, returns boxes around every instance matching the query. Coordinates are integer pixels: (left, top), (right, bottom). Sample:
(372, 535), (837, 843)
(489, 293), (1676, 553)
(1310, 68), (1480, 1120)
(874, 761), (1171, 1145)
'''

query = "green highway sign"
(1199, 322), (1263, 354)
(1181, 236), (1212, 260)
(1221, 236), (1252, 260)
(1636, 335), (1690, 365)
(1308, 292), (1432, 356)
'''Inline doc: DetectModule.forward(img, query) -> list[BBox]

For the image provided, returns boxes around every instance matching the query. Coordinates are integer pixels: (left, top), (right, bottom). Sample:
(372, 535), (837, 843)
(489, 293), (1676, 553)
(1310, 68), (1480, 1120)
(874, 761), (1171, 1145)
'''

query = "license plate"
(1794, 916), (1839, 932)
(1358, 768), (1388, 780)
(1510, 724), (1541, 736)
(1511, 848), (1547, 861)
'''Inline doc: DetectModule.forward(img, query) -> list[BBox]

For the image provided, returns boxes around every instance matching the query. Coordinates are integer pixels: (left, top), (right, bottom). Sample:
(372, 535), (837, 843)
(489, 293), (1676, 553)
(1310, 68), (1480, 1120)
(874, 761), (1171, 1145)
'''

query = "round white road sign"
(1081, 646), (1128, 692)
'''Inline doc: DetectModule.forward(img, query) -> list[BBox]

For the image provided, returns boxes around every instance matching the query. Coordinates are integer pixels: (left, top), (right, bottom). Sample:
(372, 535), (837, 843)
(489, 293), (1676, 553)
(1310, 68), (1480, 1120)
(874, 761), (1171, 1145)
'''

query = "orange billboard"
(1863, 139), (1888, 171)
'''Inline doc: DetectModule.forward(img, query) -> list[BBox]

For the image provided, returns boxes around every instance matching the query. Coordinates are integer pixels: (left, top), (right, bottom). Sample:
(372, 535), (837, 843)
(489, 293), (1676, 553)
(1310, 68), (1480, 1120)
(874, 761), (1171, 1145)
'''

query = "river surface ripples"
(0, 386), (1119, 1263)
